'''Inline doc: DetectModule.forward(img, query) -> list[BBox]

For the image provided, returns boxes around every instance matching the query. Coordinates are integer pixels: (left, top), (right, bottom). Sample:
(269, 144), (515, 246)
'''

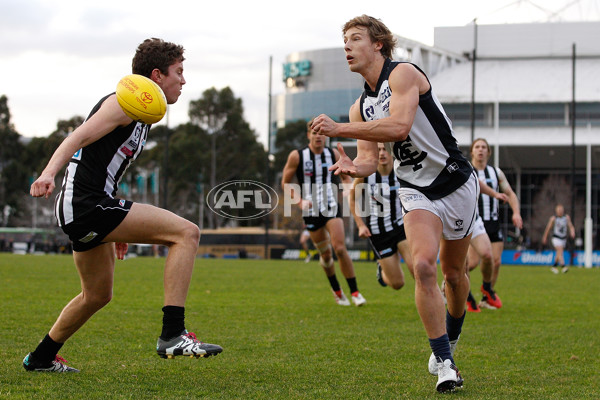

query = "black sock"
(346, 277), (358, 294)
(467, 290), (476, 304)
(429, 333), (453, 364)
(446, 310), (466, 342)
(482, 281), (493, 293)
(160, 306), (185, 340)
(327, 274), (341, 292)
(31, 334), (63, 365)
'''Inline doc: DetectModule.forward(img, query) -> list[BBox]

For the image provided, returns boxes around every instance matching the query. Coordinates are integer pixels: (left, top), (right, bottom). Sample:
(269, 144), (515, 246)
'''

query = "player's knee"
(480, 250), (493, 265)
(443, 269), (464, 290)
(85, 289), (113, 310)
(180, 221), (201, 247)
(315, 239), (331, 256)
(414, 261), (437, 285)
(390, 278), (405, 291)
(331, 241), (347, 257)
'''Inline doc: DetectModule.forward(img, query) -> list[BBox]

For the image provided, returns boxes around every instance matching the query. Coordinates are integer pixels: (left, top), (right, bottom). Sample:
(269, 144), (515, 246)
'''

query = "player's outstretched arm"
(311, 64), (424, 143)
(31, 95), (132, 199)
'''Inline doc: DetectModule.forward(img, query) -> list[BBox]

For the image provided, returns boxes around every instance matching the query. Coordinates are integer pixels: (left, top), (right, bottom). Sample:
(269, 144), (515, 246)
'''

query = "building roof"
(434, 21), (600, 58)
(430, 57), (600, 103)
(429, 21), (600, 103)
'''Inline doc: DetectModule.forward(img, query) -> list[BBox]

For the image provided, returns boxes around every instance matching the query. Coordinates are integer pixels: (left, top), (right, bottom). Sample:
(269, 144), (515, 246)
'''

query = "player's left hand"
(311, 114), (338, 137)
(115, 242), (128, 260)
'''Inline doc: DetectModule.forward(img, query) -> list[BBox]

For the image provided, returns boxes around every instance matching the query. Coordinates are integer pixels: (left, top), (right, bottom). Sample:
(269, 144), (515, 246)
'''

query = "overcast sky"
(1, 0), (598, 147)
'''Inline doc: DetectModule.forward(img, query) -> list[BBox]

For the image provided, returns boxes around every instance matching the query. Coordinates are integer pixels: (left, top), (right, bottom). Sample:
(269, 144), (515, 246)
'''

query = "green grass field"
(1, 253), (598, 399)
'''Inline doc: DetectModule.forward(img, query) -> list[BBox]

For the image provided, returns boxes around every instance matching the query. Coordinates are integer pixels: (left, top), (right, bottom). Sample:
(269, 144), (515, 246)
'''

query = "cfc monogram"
(393, 136), (427, 172)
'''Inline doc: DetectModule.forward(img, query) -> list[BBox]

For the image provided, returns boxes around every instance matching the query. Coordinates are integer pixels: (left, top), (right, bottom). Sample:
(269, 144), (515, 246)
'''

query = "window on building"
(443, 103), (489, 127)
(500, 103), (565, 127)
(573, 102), (600, 126)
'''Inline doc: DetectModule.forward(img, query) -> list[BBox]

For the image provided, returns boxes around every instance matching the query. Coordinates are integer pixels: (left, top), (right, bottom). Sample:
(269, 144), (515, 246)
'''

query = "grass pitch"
(0, 253), (598, 399)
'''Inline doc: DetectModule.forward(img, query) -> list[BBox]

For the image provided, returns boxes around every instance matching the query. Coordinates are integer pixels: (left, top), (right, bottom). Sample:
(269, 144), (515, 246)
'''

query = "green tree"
(19, 116), (85, 227)
(273, 119), (309, 174)
(24, 116), (84, 174)
(188, 87), (267, 228)
(0, 95), (26, 225)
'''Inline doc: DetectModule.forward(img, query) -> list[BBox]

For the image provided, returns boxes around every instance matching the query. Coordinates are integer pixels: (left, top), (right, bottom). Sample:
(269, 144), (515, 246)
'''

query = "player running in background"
(542, 203), (575, 273)
(469, 138), (523, 309)
(462, 181), (509, 312)
(348, 143), (414, 289)
(281, 119), (367, 306)
(299, 227), (313, 263)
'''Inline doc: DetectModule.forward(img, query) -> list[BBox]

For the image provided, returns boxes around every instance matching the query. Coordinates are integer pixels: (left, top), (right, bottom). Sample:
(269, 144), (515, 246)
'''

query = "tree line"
(0, 88), (309, 231)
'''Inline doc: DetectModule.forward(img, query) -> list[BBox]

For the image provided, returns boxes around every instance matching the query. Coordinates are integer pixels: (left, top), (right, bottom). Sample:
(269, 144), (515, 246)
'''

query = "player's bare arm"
(567, 215), (576, 238)
(31, 96), (132, 199)
(497, 168), (523, 229)
(478, 179), (509, 203)
(348, 177), (371, 237)
(312, 64), (425, 143)
(281, 150), (310, 209)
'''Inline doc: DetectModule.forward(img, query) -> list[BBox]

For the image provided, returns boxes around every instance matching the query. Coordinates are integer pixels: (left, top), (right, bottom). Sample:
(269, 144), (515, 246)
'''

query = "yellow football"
(116, 74), (167, 124)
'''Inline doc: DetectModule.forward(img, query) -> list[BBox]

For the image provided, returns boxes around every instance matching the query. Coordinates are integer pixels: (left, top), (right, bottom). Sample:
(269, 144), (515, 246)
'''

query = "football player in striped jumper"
(542, 203), (575, 273)
(25, 38), (222, 373)
(469, 138), (523, 308)
(348, 143), (414, 289)
(463, 182), (509, 313)
(312, 15), (478, 393)
(282, 119), (367, 306)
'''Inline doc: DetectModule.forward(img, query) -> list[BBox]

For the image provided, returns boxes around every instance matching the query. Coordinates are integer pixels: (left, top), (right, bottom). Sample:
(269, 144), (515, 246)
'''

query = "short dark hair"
(343, 15), (397, 59)
(132, 38), (185, 77)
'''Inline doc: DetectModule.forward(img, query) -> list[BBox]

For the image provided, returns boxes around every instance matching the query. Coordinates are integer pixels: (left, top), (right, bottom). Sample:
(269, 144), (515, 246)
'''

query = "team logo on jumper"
(454, 220), (464, 232)
(119, 199), (126, 207)
(393, 137), (427, 172)
(304, 160), (314, 176)
(365, 105), (375, 120)
(207, 180), (278, 220)
(72, 149), (82, 160)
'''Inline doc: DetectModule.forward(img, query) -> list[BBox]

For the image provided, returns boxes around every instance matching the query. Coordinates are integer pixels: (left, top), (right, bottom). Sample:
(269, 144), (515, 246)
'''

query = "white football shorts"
(399, 173), (479, 241)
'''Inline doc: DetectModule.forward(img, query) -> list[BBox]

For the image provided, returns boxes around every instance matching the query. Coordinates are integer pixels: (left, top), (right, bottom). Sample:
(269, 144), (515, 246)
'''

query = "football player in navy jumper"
(312, 15), (478, 393)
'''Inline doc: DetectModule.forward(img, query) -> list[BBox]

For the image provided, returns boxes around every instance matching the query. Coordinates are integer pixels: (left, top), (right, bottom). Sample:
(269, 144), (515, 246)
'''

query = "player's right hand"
(30, 174), (55, 199)
(358, 225), (371, 238)
(299, 199), (312, 210)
